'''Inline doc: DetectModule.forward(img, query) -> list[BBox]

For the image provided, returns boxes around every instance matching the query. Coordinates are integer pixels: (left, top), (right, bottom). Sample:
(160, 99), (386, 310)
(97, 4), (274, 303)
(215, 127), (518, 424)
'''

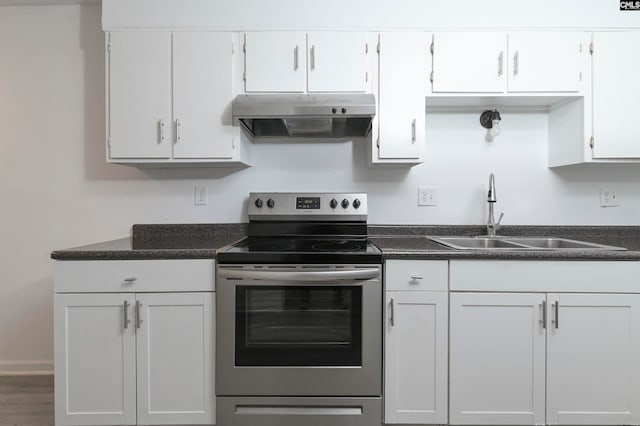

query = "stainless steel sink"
(428, 236), (627, 251)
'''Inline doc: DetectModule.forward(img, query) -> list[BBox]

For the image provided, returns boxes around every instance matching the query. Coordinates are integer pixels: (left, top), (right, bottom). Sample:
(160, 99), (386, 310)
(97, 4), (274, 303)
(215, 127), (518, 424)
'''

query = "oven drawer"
(385, 260), (448, 291)
(217, 397), (381, 426)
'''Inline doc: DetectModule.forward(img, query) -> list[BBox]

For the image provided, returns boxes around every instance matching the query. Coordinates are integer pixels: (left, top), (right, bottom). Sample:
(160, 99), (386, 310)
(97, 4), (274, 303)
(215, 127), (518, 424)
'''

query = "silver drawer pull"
(410, 274), (424, 280)
(389, 298), (395, 327)
(124, 277), (137, 283)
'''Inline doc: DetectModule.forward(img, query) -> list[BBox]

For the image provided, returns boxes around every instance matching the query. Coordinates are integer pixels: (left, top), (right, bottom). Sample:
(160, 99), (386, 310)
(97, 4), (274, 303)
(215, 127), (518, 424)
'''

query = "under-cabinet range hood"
(232, 93), (375, 138)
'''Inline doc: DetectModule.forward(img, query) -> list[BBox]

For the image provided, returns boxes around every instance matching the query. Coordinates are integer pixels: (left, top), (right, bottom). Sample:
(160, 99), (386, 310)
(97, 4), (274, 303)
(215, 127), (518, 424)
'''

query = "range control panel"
(248, 192), (368, 221)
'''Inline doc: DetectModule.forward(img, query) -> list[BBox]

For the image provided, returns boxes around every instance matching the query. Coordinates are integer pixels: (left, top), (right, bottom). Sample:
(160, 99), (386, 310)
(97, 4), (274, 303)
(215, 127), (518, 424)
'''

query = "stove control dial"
(254, 198), (263, 208)
(341, 199), (350, 209)
(353, 198), (361, 209)
(267, 198), (275, 208)
(330, 199), (338, 209)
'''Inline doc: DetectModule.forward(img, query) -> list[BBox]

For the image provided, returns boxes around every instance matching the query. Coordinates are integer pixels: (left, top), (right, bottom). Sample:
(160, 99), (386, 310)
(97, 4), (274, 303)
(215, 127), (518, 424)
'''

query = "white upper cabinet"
(108, 31), (172, 159)
(508, 32), (584, 93)
(243, 32), (370, 93)
(591, 32), (640, 159)
(307, 32), (369, 92)
(107, 31), (247, 165)
(172, 32), (235, 159)
(244, 32), (307, 92)
(431, 32), (506, 93)
(431, 32), (585, 95)
(375, 32), (428, 162)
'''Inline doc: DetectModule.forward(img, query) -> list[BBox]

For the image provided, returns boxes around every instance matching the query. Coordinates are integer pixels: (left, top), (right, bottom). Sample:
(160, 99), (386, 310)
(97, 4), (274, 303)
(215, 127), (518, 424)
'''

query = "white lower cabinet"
(449, 260), (640, 425)
(449, 292), (546, 425)
(384, 260), (448, 424)
(54, 260), (215, 426)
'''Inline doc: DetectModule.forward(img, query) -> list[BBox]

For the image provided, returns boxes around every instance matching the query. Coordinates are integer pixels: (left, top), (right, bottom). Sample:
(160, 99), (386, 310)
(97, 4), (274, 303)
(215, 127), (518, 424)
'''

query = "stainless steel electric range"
(216, 192), (382, 426)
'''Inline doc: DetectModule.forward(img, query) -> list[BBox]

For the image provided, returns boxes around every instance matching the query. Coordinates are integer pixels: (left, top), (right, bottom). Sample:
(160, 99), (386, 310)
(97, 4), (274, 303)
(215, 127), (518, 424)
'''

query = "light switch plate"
(600, 187), (619, 207)
(194, 186), (208, 205)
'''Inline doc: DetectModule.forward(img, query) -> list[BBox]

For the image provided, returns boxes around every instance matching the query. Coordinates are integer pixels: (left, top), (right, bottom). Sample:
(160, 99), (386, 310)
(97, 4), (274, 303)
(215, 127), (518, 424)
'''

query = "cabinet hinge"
(430, 41), (434, 55)
(107, 42), (111, 52)
(589, 42), (594, 55)
(589, 136), (594, 149)
(430, 71), (434, 83)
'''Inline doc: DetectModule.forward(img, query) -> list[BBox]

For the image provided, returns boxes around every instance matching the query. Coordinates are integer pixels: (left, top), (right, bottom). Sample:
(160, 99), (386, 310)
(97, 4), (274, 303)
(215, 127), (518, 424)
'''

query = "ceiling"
(0, 0), (98, 5)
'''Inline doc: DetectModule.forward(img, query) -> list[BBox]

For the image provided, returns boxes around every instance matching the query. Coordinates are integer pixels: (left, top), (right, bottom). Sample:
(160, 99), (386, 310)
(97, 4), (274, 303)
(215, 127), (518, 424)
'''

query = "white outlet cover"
(418, 187), (438, 206)
(600, 187), (619, 207)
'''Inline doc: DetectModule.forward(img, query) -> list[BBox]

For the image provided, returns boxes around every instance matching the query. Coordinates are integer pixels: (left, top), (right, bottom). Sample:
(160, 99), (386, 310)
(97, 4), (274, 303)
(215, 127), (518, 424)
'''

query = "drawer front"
(55, 259), (215, 293)
(385, 260), (448, 291)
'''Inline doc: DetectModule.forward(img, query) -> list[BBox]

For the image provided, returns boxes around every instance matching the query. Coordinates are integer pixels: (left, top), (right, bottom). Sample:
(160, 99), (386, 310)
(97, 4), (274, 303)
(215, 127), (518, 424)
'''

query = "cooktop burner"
(216, 192), (382, 264)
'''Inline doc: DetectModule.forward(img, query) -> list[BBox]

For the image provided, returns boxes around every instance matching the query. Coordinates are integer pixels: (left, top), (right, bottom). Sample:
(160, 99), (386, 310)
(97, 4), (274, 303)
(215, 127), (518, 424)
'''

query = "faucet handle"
(496, 212), (504, 227)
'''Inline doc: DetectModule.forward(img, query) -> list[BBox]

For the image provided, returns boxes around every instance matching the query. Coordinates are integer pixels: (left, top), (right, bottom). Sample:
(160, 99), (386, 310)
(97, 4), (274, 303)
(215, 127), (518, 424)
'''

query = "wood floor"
(0, 375), (54, 426)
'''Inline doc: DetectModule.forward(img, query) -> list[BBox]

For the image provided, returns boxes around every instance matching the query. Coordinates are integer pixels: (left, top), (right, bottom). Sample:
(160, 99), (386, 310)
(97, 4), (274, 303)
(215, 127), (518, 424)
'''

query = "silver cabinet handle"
(498, 51), (504, 76)
(389, 298), (395, 327)
(135, 300), (143, 329)
(158, 118), (165, 143)
(513, 51), (519, 76)
(218, 268), (379, 282)
(123, 300), (131, 329)
(310, 45), (315, 70)
(175, 118), (181, 143)
(540, 300), (547, 329)
(410, 274), (424, 281)
(124, 276), (137, 283)
(553, 300), (559, 329)
(411, 119), (416, 143)
(294, 45), (299, 70)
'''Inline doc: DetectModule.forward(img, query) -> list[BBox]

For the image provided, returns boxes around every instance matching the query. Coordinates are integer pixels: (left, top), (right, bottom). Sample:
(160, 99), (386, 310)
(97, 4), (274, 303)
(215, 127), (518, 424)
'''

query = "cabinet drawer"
(385, 260), (448, 291)
(55, 259), (215, 293)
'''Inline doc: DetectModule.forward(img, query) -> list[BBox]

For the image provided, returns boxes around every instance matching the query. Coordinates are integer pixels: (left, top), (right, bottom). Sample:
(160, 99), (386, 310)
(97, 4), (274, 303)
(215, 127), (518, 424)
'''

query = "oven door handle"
(217, 268), (379, 282)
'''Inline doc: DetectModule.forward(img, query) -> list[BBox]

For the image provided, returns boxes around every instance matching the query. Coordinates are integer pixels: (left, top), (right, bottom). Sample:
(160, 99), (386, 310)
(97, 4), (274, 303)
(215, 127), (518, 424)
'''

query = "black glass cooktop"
(217, 237), (382, 264)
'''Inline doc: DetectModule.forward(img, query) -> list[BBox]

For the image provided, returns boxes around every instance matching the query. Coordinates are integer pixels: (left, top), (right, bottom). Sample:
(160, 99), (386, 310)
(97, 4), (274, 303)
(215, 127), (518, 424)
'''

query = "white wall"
(0, 1), (639, 373)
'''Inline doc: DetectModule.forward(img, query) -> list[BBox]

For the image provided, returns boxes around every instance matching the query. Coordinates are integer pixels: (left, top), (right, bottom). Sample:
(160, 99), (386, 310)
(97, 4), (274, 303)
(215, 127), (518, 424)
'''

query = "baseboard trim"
(0, 361), (53, 375)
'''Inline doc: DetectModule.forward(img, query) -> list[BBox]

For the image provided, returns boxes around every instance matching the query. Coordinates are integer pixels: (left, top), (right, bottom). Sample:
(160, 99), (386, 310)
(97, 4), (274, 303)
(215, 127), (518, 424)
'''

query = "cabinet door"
(507, 32), (584, 93)
(591, 32), (640, 159)
(244, 32), (306, 92)
(54, 294), (136, 426)
(377, 32), (427, 160)
(546, 293), (640, 425)
(431, 32), (506, 93)
(108, 31), (172, 159)
(136, 292), (215, 425)
(307, 32), (368, 92)
(173, 32), (235, 159)
(449, 292), (546, 425)
(385, 292), (448, 424)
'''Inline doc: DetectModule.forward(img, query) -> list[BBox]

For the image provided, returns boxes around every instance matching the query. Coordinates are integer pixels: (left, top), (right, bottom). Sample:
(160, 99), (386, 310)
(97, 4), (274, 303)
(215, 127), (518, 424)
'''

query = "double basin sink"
(428, 236), (627, 251)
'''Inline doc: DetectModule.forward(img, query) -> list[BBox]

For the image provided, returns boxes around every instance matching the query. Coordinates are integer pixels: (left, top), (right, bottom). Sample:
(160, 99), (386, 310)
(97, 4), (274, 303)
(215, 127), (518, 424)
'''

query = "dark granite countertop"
(370, 225), (640, 260)
(50, 224), (247, 260)
(51, 224), (640, 261)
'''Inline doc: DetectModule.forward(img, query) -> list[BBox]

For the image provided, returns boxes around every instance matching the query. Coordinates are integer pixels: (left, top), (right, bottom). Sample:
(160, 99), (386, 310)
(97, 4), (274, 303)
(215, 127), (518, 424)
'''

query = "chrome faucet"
(486, 173), (504, 237)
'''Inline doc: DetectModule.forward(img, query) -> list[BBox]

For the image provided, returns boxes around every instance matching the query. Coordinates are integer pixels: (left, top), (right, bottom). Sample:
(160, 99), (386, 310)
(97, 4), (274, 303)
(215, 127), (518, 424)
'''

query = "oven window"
(235, 286), (362, 366)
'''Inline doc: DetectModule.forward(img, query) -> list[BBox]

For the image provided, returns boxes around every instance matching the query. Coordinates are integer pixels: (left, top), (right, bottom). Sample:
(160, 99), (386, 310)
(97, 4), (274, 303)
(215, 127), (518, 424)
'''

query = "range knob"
(266, 198), (275, 208)
(254, 198), (263, 208)
(353, 198), (361, 209)
(330, 199), (338, 209)
(341, 199), (350, 209)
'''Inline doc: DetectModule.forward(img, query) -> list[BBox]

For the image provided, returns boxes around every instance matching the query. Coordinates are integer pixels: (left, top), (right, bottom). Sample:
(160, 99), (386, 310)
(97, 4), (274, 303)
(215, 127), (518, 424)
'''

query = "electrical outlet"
(418, 187), (438, 206)
(600, 188), (619, 207)
(194, 186), (208, 205)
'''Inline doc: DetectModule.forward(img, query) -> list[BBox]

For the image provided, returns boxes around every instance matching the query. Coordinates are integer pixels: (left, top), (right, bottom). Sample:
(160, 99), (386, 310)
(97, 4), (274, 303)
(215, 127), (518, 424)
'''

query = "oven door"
(216, 264), (382, 396)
